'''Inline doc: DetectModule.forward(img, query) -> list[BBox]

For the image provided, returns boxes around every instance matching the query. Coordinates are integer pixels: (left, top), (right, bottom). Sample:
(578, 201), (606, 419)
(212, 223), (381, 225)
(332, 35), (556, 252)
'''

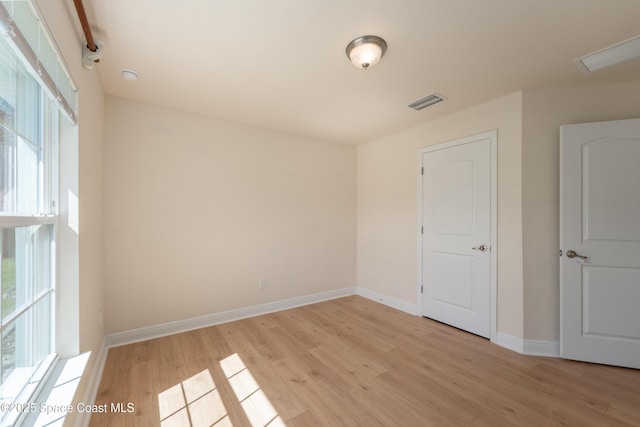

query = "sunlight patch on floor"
(220, 353), (285, 427)
(158, 369), (230, 427)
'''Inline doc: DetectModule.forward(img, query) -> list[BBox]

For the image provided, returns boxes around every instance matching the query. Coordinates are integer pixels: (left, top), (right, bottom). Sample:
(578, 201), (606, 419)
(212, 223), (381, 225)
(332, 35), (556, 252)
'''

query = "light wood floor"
(90, 296), (640, 426)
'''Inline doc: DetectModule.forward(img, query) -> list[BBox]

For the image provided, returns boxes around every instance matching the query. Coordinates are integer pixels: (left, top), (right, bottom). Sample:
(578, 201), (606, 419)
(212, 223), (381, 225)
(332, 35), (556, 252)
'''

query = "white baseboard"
(496, 332), (525, 353)
(524, 339), (561, 357)
(106, 287), (357, 348)
(496, 332), (559, 358)
(356, 287), (419, 315)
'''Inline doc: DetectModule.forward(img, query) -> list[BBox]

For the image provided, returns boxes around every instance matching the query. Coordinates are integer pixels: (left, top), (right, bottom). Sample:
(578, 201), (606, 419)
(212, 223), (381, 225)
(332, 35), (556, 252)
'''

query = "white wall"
(521, 81), (640, 341)
(357, 92), (525, 338)
(103, 97), (357, 333)
(77, 67), (105, 354)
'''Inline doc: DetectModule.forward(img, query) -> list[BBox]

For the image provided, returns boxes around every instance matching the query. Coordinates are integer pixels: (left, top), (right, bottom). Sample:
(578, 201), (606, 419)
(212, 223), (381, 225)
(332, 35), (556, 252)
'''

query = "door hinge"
(421, 285), (423, 294)
(421, 167), (424, 175)
(421, 226), (423, 234)
(559, 249), (562, 256)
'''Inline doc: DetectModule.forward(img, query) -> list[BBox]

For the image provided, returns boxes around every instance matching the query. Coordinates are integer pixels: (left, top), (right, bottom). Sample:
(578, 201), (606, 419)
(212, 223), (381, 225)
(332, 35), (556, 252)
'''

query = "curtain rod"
(72, 0), (99, 63)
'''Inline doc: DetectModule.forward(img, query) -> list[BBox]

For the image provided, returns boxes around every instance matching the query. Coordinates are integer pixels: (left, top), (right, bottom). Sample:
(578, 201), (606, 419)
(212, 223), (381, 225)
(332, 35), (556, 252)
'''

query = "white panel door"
(421, 132), (494, 338)
(561, 118), (640, 369)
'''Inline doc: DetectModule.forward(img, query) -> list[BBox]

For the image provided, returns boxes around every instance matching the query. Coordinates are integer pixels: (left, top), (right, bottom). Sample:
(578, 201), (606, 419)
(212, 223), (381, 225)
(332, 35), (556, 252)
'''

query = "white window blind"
(0, 0), (78, 123)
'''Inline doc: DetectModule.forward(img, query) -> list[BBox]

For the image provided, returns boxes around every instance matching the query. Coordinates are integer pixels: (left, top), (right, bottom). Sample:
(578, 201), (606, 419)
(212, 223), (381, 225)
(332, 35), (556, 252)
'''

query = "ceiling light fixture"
(120, 69), (139, 81)
(346, 35), (387, 70)
(575, 35), (640, 73)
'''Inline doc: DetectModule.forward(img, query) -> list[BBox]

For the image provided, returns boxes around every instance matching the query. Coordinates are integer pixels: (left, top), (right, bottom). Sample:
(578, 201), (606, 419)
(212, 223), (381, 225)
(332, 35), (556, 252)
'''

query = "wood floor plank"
(510, 375), (631, 426)
(284, 410), (323, 427)
(90, 295), (640, 426)
(220, 337), (308, 422)
(608, 400), (640, 426)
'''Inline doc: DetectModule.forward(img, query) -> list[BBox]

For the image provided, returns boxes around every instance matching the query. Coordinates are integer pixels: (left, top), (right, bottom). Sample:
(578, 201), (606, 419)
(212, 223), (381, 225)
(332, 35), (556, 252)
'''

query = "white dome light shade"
(120, 69), (140, 81)
(346, 35), (387, 70)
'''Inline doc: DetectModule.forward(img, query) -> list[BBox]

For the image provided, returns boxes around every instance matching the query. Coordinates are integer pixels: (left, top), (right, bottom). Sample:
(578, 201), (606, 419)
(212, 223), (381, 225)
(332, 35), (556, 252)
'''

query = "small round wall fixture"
(120, 69), (140, 81)
(345, 35), (387, 70)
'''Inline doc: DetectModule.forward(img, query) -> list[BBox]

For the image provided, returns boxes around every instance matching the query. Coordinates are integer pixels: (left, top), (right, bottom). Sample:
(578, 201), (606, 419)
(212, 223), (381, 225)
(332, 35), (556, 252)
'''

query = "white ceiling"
(75, 0), (640, 144)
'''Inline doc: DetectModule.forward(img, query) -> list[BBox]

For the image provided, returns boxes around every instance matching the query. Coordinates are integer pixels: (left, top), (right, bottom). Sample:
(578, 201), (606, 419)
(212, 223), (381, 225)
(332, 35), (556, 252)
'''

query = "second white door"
(560, 118), (640, 369)
(420, 132), (495, 339)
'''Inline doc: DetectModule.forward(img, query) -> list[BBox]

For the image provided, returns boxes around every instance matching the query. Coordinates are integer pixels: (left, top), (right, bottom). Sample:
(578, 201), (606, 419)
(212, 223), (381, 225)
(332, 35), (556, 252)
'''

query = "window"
(0, 34), (58, 425)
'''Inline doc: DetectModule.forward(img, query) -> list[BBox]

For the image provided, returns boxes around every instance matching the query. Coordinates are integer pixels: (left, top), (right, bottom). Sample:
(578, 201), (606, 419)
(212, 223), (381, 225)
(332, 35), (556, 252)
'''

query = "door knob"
(566, 250), (588, 260)
(472, 245), (488, 252)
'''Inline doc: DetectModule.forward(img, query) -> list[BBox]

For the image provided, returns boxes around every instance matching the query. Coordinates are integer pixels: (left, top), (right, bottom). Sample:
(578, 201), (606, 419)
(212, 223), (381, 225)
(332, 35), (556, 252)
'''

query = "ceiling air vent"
(575, 35), (640, 73)
(408, 93), (446, 111)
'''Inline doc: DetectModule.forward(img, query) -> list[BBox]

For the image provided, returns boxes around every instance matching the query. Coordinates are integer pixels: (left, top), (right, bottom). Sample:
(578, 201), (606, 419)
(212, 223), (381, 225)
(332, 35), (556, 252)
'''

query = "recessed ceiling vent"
(575, 35), (640, 73)
(408, 93), (446, 111)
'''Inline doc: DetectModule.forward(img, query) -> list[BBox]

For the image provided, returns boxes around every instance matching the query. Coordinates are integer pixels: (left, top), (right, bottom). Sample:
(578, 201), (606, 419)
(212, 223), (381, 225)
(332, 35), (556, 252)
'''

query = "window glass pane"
(0, 129), (16, 213)
(16, 67), (40, 145)
(16, 135), (40, 213)
(17, 293), (51, 367)
(32, 225), (51, 295)
(1, 320), (16, 385)
(56, 62), (75, 114)
(0, 37), (42, 215)
(0, 39), (18, 215)
(30, 293), (51, 361)
(12, 226), (33, 314)
(0, 39), (17, 132)
(0, 37), (40, 144)
(1, 224), (53, 410)
(1, 225), (53, 322)
(39, 34), (59, 88)
(1, 293), (51, 399)
(10, 2), (40, 57)
(1, 227), (16, 322)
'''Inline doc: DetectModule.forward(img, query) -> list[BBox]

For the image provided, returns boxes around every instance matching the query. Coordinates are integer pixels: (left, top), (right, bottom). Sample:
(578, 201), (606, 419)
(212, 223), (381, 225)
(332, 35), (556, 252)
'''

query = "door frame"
(417, 130), (498, 343)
